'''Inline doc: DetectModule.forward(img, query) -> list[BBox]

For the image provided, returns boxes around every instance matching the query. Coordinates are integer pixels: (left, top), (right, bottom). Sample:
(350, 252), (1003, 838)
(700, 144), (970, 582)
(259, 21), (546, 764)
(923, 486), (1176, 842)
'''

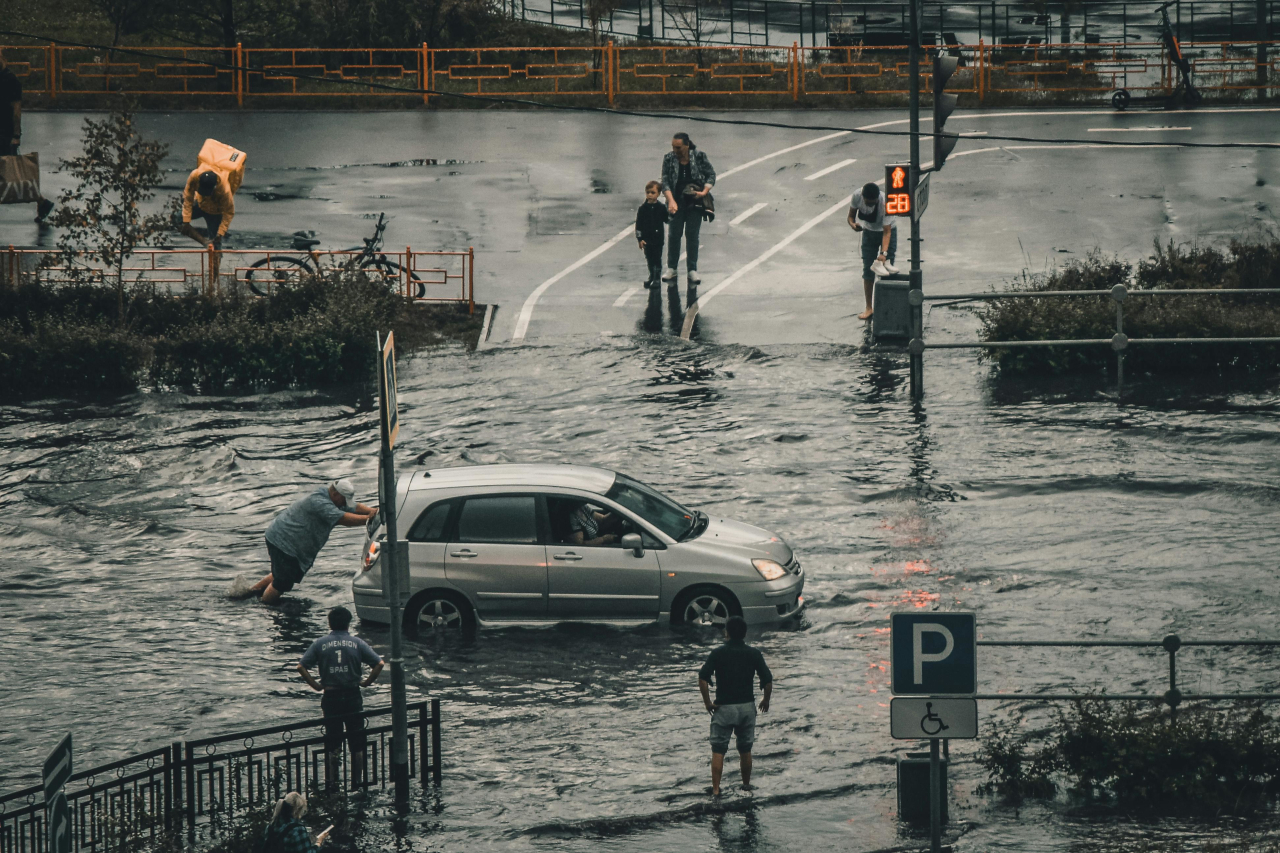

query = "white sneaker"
(869, 259), (891, 278)
(661, 267), (677, 281)
(883, 259), (900, 275)
(687, 270), (701, 284)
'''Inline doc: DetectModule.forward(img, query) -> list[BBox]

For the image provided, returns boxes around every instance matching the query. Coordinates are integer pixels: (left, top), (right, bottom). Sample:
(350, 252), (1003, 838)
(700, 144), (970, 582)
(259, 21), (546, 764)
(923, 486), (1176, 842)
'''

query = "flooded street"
(4, 106), (1280, 851)
(5, 333), (1280, 851)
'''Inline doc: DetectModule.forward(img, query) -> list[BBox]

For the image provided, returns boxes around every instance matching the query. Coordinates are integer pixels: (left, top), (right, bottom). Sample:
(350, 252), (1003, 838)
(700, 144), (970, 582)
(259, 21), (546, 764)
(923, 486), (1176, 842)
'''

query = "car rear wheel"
(406, 591), (476, 636)
(672, 587), (741, 628)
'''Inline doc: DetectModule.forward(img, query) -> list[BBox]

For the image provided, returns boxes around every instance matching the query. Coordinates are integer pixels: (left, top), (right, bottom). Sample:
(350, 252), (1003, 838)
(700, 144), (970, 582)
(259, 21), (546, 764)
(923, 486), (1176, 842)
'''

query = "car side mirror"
(620, 533), (644, 558)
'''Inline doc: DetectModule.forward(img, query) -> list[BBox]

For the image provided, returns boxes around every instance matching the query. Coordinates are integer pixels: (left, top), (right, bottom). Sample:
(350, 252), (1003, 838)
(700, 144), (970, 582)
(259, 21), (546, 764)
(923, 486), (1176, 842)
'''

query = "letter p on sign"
(891, 613), (976, 696)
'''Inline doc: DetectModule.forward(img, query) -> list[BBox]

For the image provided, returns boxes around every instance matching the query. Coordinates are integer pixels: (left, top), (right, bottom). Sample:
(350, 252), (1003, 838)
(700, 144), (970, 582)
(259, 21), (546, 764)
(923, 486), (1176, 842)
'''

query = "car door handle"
(449, 550), (478, 558)
(552, 552), (584, 561)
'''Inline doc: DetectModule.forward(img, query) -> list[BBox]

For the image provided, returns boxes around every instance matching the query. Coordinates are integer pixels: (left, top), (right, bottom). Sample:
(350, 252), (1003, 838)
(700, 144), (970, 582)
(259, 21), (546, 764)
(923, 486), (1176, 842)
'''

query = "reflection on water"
(3, 337), (1280, 851)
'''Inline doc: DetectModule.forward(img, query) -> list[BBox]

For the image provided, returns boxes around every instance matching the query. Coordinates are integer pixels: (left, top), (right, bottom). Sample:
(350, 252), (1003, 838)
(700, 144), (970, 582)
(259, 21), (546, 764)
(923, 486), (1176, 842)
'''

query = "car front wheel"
(672, 587), (741, 628)
(406, 591), (476, 636)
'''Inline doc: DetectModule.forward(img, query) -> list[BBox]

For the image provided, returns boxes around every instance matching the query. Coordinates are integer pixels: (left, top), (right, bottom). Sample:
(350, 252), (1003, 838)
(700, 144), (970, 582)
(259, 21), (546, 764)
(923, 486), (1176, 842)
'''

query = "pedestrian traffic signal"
(884, 163), (911, 216)
(932, 55), (959, 170)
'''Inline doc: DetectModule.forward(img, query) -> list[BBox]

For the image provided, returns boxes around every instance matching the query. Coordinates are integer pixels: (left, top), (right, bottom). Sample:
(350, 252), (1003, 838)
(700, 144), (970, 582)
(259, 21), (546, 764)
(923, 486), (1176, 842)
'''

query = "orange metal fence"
(0, 40), (1275, 103)
(3, 246), (476, 312)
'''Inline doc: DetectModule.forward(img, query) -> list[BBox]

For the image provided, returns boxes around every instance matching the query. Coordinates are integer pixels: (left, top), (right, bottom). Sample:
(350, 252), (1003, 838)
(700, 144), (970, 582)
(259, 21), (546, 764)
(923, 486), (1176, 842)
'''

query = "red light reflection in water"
(869, 559), (935, 578)
(866, 589), (940, 609)
(876, 514), (939, 547)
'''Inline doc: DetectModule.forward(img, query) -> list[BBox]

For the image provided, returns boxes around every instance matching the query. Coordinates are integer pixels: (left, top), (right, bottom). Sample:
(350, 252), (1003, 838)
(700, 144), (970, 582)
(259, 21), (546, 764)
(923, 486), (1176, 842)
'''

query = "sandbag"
(197, 139), (246, 194)
(0, 152), (41, 204)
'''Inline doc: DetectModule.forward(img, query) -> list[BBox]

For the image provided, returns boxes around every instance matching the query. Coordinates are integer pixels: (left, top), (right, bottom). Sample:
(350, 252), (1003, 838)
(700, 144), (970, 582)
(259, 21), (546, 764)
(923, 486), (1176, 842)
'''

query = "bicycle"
(244, 213), (424, 297)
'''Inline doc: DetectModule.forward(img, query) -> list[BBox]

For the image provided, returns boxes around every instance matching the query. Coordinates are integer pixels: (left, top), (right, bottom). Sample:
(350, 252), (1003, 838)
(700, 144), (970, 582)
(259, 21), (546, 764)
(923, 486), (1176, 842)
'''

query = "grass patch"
(0, 272), (483, 399)
(978, 237), (1280, 377)
(978, 701), (1280, 815)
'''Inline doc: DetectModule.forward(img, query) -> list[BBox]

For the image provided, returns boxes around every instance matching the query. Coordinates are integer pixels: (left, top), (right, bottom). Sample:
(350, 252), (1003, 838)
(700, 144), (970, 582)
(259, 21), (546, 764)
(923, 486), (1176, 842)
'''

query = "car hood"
(688, 516), (793, 563)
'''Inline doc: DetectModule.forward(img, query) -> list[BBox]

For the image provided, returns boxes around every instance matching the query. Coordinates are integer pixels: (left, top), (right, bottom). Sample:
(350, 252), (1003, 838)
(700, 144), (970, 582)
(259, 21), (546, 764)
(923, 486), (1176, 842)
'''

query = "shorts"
(709, 702), (757, 755)
(321, 688), (366, 753)
(860, 226), (898, 279)
(190, 202), (223, 243)
(266, 541), (305, 592)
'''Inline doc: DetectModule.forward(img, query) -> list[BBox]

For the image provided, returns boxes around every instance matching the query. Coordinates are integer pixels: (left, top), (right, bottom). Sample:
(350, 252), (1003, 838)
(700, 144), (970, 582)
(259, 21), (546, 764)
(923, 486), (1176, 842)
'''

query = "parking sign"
(890, 612), (976, 696)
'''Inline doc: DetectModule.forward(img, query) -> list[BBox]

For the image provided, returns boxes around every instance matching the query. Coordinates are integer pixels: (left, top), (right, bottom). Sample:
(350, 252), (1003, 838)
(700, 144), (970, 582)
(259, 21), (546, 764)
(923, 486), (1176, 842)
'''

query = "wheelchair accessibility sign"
(890, 697), (978, 739)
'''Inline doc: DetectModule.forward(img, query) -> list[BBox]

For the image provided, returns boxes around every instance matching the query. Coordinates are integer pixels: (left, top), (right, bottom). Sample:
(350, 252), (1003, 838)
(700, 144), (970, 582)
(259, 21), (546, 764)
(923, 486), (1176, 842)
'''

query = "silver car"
(351, 464), (804, 632)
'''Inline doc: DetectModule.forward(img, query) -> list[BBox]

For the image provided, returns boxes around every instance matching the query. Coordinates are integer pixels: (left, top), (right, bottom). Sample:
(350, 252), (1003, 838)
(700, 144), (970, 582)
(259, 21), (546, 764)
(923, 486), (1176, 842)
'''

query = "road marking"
(681, 193), (857, 339)
(959, 131), (988, 136)
(613, 286), (641, 307)
(729, 202), (768, 225)
(1087, 126), (1193, 132)
(804, 158), (857, 181)
(511, 130), (854, 343)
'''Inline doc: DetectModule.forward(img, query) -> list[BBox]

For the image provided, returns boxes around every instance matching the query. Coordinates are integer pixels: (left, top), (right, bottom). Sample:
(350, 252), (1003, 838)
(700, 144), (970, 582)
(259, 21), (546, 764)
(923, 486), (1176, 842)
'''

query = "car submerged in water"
(352, 464), (805, 633)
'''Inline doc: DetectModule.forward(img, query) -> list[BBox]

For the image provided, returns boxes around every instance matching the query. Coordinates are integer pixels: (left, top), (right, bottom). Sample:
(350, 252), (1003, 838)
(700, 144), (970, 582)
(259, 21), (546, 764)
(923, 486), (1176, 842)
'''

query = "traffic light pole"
(907, 0), (924, 402)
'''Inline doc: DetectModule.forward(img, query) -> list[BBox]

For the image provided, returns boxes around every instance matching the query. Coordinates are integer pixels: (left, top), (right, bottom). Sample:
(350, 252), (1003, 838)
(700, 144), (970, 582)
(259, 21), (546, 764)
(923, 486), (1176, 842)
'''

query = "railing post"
(793, 41), (800, 100)
(1258, 0), (1269, 100)
(1111, 283), (1127, 394)
(1163, 633), (1182, 726)
(468, 247), (475, 314)
(236, 43), (244, 107)
(978, 38), (986, 103)
(168, 742), (183, 836)
(46, 43), (56, 100)
(431, 699), (443, 785)
(184, 743), (195, 844)
(423, 43), (430, 106)
(607, 40), (615, 104)
(417, 704), (429, 786)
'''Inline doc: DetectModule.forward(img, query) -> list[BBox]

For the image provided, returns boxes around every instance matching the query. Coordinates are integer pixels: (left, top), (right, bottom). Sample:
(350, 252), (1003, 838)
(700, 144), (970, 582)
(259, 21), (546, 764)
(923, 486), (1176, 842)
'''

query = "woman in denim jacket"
(660, 132), (716, 288)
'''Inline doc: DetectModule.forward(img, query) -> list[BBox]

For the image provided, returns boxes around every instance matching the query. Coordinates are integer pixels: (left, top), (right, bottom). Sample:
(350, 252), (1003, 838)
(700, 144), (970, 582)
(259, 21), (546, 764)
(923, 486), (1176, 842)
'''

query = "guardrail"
(1, 39), (1274, 104)
(920, 284), (1280, 391)
(2, 246), (476, 313)
(0, 701), (441, 853)
(976, 636), (1280, 720)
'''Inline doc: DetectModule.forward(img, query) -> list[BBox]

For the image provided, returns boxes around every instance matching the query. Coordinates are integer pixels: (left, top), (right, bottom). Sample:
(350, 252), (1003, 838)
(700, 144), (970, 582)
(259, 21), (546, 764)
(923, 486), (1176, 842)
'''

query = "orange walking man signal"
(884, 163), (911, 216)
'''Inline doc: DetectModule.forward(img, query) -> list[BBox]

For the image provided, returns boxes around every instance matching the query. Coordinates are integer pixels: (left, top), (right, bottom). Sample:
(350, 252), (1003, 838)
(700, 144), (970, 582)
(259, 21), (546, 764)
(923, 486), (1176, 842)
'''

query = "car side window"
(548, 497), (627, 547)
(456, 496), (539, 545)
(407, 500), (452, 543)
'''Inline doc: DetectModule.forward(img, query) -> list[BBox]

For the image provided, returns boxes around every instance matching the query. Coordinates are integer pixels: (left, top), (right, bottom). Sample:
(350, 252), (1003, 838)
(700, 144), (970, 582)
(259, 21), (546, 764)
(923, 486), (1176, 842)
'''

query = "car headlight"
(362, 540), (382, 571)
(752, 559), (787, 581)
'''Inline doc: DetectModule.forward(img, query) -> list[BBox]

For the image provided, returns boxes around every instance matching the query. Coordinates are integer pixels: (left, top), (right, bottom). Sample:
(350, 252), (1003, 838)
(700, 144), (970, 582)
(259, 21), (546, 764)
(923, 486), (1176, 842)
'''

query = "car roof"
(408, 463), (618, 494)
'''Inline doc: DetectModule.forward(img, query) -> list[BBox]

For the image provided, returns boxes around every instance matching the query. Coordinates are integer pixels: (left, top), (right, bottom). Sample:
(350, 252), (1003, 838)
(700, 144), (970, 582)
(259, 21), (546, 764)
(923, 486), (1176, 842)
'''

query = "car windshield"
(605, 474), (696, 540)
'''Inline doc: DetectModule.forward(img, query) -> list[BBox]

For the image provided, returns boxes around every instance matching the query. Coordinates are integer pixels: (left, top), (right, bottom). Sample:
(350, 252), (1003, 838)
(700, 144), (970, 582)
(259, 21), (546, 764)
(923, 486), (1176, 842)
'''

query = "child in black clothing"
(635, 180), (669, 289)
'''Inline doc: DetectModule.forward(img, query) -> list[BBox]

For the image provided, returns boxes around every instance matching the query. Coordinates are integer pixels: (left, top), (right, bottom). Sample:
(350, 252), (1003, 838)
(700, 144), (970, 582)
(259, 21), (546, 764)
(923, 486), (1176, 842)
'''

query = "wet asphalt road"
(3, 107), (1280, 853)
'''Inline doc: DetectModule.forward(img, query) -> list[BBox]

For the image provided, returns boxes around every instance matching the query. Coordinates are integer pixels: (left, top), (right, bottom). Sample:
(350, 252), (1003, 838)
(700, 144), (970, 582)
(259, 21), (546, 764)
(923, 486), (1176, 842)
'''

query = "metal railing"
(3, 246), (476, 312)
(505, 0), (1277, 48)
(2, 37), (1274, 105)
(977, 636), (1280, 719)
(0, 701), (442, 853)
(921, 284), (1280, 390)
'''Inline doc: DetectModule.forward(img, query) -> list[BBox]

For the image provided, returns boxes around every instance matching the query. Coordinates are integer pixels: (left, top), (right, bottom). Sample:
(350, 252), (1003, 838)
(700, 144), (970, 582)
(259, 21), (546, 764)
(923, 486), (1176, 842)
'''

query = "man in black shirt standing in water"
(698, 615), (773, 796)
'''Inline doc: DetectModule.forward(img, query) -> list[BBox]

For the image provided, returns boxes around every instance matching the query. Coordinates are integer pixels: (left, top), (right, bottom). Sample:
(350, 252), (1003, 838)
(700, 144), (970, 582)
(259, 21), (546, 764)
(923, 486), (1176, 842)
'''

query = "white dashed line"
(1087, 126), (1193, 132)
(729, 202), (768, 226)
(613, 286), (641, 308)
(804, 158), (857, 181)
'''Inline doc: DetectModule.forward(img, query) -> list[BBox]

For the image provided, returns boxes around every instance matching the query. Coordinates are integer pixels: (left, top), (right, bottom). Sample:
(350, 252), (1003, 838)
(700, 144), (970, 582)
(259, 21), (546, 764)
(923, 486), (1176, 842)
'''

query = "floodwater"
(5, 336), (1280, 851)
(4, 108), (1280, 852)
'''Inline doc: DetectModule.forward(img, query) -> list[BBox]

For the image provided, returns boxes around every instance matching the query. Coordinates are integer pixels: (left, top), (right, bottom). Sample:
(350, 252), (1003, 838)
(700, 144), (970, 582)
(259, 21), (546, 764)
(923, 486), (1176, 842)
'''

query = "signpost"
(376, 331), (409, 810)
(890, 612), (977, 853)
(43, 735), (72, 853)
(913, 172), (930, 222)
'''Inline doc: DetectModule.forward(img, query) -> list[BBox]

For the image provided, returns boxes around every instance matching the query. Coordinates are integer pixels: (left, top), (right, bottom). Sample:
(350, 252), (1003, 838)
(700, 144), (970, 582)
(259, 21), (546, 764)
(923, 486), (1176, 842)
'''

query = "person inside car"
(569, 502), (621, 546)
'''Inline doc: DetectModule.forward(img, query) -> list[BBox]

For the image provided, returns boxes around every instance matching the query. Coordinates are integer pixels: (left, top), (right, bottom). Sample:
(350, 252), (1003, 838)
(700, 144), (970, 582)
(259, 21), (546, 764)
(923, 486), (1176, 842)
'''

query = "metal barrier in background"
(1, 38), (1274, 104)
(0, 702), (442, 853)
(977, 636), (1280, 718)
(920, 284), (1280, 392)
(2, 246), (476, 313)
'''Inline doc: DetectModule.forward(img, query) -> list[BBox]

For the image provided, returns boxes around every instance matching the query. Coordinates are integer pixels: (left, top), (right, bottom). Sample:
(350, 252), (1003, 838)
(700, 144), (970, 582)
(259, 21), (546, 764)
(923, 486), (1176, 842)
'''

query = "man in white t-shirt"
(847, 182), (899, 321)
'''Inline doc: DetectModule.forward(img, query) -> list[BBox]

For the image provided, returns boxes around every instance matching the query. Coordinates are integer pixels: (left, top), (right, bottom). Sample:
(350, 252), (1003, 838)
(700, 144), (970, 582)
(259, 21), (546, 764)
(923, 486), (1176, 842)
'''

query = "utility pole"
(908, 0), (924, 402)
(377, 332), (410, 812)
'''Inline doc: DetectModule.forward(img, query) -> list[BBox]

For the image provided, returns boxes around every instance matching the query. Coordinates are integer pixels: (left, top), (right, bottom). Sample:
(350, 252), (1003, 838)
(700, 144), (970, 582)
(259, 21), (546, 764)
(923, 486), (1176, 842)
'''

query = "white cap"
(331, 479), (356, 506)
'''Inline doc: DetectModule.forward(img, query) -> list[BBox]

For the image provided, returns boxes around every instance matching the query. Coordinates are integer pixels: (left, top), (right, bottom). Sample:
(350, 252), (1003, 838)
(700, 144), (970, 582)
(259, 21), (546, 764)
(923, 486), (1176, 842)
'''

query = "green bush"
(978, 701), (1280, 815)
(978, 238), (1280, 376)
(0, 270), (481, 399)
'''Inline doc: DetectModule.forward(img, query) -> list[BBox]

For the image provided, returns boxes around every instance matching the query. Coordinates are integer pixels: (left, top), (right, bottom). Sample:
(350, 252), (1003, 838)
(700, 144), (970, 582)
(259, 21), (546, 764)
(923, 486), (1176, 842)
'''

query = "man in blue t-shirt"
(245, 479), (376, 604)
(298, 606), (384, 788)
(698, 615), (773, 796)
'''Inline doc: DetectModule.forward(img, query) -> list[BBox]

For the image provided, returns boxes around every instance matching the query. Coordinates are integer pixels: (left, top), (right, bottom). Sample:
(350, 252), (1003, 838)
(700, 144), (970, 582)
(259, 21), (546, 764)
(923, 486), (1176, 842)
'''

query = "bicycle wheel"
(244, 256), (313, 296)
(361, 258), (425, 299)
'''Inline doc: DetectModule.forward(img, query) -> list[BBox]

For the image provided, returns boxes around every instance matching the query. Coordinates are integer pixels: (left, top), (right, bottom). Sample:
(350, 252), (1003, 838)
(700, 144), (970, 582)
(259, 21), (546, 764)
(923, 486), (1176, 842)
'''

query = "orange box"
(196, 139), (247, 194)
